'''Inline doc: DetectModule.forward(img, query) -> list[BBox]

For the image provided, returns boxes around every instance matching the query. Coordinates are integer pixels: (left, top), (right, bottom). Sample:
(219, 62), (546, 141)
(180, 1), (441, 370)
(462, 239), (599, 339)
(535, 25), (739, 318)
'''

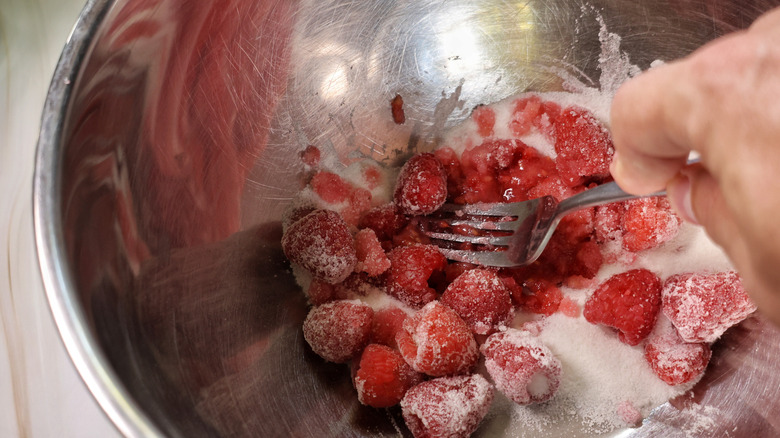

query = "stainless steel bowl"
(34, 0), (780, 436)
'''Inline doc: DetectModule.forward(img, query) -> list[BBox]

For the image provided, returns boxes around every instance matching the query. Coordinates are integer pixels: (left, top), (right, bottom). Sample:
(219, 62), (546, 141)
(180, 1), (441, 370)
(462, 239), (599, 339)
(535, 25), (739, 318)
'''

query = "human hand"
(610, 6), (780, 325)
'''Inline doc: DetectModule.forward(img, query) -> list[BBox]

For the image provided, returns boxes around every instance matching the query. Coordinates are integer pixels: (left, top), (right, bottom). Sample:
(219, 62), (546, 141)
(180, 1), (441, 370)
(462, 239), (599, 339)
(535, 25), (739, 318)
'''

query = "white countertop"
(1, 0), (122, 436)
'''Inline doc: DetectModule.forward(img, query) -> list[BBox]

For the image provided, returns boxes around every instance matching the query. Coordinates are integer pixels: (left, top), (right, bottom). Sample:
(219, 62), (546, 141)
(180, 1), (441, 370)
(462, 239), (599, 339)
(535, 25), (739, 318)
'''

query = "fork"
(422, 181), (666, 268)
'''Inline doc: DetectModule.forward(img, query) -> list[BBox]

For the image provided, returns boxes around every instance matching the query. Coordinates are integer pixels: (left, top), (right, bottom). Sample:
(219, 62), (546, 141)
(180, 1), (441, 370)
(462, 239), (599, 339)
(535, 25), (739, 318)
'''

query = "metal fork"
(422, 181), (666, 268)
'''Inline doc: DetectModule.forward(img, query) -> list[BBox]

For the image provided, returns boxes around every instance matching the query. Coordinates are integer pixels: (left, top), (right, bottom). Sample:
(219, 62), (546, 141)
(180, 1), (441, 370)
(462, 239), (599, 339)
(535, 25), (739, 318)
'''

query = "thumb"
(666, 164), (742, 256)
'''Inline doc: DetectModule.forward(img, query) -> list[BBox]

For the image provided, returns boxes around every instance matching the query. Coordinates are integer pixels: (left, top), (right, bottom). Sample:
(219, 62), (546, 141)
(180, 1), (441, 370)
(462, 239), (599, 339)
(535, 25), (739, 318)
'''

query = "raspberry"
(370, 307), (408, 349)
(340, 187), (373, 227)
(401, 374), (494, 438)
(662, 271), (756, 343)
(396, 301), (479, 376)
(472, 105), (496, 137)
(621, 197), (682, 252)
(583, 269), (663, 346)
(282, 209), (356, 284)
(302, 300), (373, 363)
(354, 228), (391, 276)
(554, 106), (614, 187)
(305, 279), (336, 305)
(497, 145), (557, 202)
(394, 153), (448, 215)
(481, 329), (562, 405)
(391, 94), (406, 124)
(509, 95), (544, 137)
(594, 203), (624, 243)
(353, 344), (422, 408)
(310, 171), (353, 204)
(440, 269), (513, 335)
(385, 244), (447, 308)
(359, 203), (408, 244)
(299, 144), (321, 167)
(461, 139), (518, 174)
(512, 278), (563, 316)
(644, 317), (712, 386)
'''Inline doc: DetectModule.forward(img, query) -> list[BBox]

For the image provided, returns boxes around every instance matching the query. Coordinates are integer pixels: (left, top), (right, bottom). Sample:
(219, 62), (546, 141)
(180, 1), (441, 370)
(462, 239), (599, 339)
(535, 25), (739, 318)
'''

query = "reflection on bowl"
(34, 0), (780, 436)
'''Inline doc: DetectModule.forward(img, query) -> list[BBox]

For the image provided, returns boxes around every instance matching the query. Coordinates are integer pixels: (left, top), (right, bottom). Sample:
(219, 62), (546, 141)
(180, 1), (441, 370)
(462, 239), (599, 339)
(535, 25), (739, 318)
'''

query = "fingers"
(609, 61), (694, 195)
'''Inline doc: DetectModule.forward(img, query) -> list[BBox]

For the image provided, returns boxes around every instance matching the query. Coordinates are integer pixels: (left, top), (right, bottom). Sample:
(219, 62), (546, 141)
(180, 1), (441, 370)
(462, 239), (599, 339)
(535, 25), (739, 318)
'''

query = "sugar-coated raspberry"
(662, 271), (755, 343)
(354, 229), (391, 276)
(401, 374), (494, 438)
(282, 209), (356, 284)
(472, 105), (496, 137)
(302, 300), (374, 363)
(396, 301), (479, 376)
(594, 203), (624, 243)
(440, 269), (513, 335)
(461, 139), (518, 174)
(554, 106), (614, 187)
(583, 269), (663, 346)
(621, 197), (681, 252)
(481, 329), (562, 405)
(512, 278), (563, 316)
(617, 400), (643, 426)
(310, 171), (353, 204)
(305, 279), (336, 305)
(497, 144), (557, 202)
(394, 153), (448, 215)
(340, 187), (373, 227)
(359, 203), (409, 244)
(370, 307), (409, 349)
(385, 244), (447, 308)
(299, 144), (321, 167)
(353, 344), (422, 408)
(509, 95), (543, 137)
(644, 317), (712, 386)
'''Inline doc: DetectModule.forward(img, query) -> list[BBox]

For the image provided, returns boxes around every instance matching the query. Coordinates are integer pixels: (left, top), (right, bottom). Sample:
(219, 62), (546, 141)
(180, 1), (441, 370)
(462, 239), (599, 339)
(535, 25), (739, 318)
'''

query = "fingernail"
(668, 173), (698, 225)
(609, 151), (622, 179)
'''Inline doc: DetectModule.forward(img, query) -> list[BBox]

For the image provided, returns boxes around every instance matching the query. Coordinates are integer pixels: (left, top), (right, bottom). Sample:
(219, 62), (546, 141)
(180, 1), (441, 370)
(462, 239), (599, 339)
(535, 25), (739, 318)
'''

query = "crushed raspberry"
(354, 229), (391, 276)
(433, 147), (466, 200)
(558, 296), (581, 318)
(340, 187), (373, 227)
(362, 165), (383, 190)
(594, 203), (624, 243)
(497, 145), (557, 202)
(459, 169), (503, 204)
(461, 139), (518, 174)
(621, 197), (682, 252)
(391, 94), (406, 124)
(394, 153), (448, 215)
(396, 301), (479, 376)
(299, 144), (321, 167)
(370, 307), (408, 349)
(282, 209), (356, 284)
(472, 105), (496, 137)
(305, 279), (336, 305)
(310, 171), (354, 204)
(302, 300), (374, 363)
(554, 106), (614, 187)
(509, 95), (543, 137)
(512, 278), (563, 316)
(353, 344), (422, 408)
(401, 374), (494, 438)
(359, 203), (408, 244)
(617, 400), (643, 426)
(481, 329), (562, 405)
(644, 317), (712, 386)
(662, 271), (756, 343)
(583, 269), (663, 346)
(391, 218), (433, 248)
(384, 244), (446, 308)
(440, 269), (513, 335)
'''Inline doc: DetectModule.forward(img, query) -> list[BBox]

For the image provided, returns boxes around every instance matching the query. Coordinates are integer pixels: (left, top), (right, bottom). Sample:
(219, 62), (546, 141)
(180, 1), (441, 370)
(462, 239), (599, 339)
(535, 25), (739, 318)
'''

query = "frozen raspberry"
(359, 203), (408, 244)
(391, 219), (433, 248)
(354, 229), (391, 276)
(433, 147), (465, 200)
(353, 344), (422, 408)
(662, 271), (756, 343)
(305, 279), (336, 305)
(391, 94), (406, 124)
(554, 106), (614, 187)
(509, 95), (543, 137)
(472, 105), (496, 137)
(440, 269), (513, 335)
(385, 244), (447, 308)
(617, 400), (643, 426)
(401, 374), (494, 438)
(394, 153), (448, 215)
(512, 278), (563, 316)
(341, 187), (373, 227)
(644, 317), (712, 386)
(481, 329), (562, 405)
(594, 202), (624, 243)
(396, 301), (479, 376)
(310, 171), (353, 204)
(334, 272), (377, 298)
(362, 165), (383, 190)
(497, 145), (557, 202)
(370, 307), (409, 349)
(282, 209), (356, 284)
(583, 269), (663, 346)
(299, 144), (321, 167)
(622, 197), (682, 252)
(461, 139), (518, 174)
(459, 168), (503, 204)
(302, 300), (373, 363)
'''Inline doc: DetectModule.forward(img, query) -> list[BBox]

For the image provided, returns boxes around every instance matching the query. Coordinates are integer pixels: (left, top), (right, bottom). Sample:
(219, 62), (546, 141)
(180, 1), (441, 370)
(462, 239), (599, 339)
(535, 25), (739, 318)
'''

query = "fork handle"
(556, 181), (665, 217)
